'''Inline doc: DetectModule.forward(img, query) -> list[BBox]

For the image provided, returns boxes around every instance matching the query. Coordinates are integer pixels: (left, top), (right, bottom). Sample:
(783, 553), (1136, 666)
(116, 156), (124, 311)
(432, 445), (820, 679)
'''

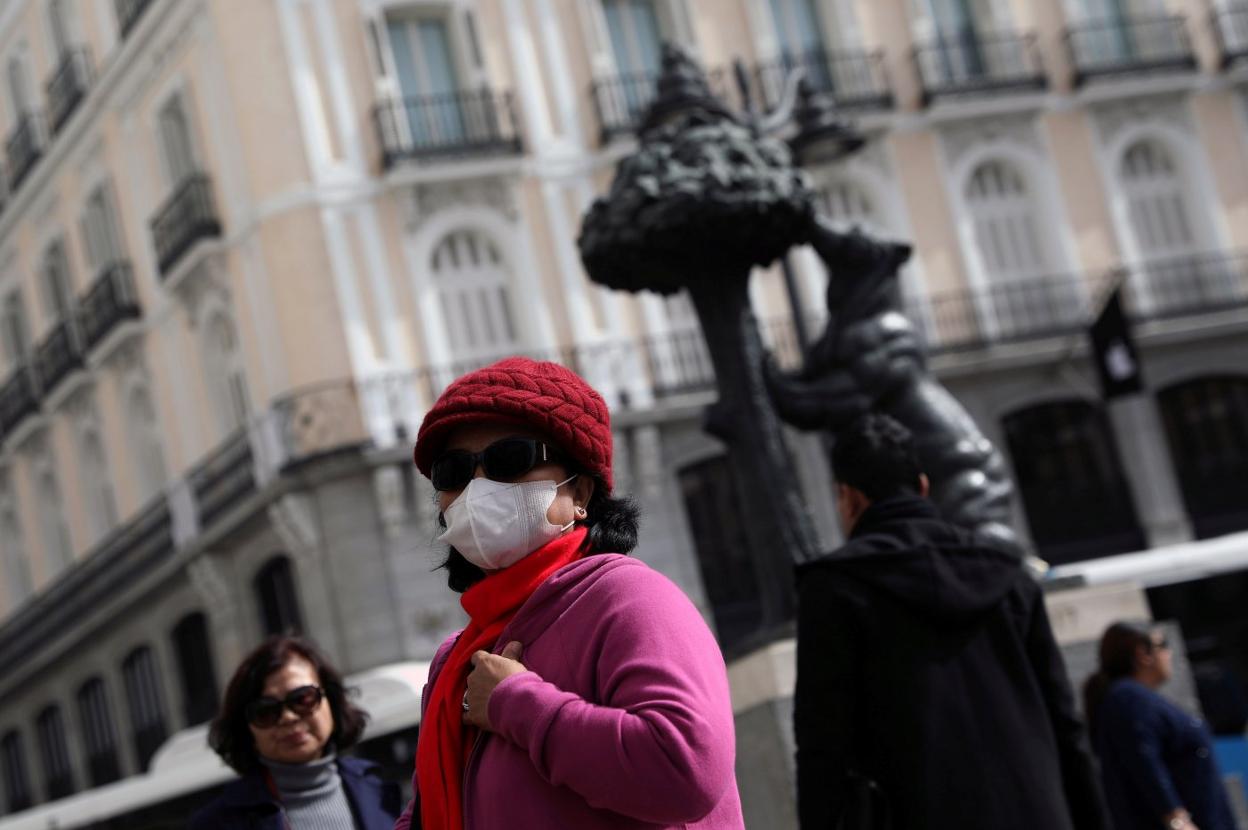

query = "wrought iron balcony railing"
(373, 90), (522, 168)
(1214, 6), (1248, 65)
(114, 0), (153, 39)
(45, 49), (92, 135)
(188, 429), (255, 529)
(1065, 16), (1195, 84)
(754, 48), (893, 113)
(34, 317), (86, 395)
(79, 262), (141, 350)
(150, 173), (222, 276)
(5, 112), (46, 194)
(0, 364), (41, 437)
(914, 31), (1046, 102)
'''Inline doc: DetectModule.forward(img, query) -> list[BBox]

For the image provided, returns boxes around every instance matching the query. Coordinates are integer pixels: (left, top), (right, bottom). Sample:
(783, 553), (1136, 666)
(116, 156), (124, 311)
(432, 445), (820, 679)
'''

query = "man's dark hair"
(208, 635), (368, 774)
(831, 413), (924, 501)
(440, 473), (640, 593)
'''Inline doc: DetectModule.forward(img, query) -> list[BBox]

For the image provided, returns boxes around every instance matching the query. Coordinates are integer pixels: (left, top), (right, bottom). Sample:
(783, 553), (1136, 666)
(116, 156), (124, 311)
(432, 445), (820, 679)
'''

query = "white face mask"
(438, 475), (578, 571)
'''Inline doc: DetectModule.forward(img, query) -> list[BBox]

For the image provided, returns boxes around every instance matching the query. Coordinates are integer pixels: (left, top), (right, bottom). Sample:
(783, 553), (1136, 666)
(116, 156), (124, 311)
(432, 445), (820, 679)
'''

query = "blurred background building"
(0, 0), (1245, 825)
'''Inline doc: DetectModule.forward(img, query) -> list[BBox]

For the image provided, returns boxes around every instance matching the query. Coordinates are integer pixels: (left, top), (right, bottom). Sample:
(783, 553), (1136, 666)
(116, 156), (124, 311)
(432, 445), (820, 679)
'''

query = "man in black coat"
(794, 414), (1109, 830)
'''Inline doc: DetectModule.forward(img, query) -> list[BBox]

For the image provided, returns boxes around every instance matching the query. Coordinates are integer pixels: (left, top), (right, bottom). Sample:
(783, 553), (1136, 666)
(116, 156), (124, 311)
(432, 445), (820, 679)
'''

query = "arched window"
(431, 231), (519, 362)
(819, 177), (882, 234)
(255, 556), (304, 636)
(201, 312), (250, 435)
(125, 385), (168, 501)
(1119, 137), (1199, 263)
(79, 428), (118, 541)
(965, 159), (1048, 282)
(35, 705), (75, 800)
(0, 489), (32, 609)
(1003, 400), (1145, 564)
(1158, 376), (1248, 539)
(1, 730), (34, 812)
(36, 467), (73, 575)
(121, 646), (168, 771)
(172, 612), (219, 726)
(75, 677), (120, 787)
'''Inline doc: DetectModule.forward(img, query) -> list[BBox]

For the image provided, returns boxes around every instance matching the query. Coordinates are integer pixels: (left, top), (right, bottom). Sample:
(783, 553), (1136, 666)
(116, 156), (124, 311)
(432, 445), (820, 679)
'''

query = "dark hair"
(831, 413), (924, 501)
(208, 635), (368, 774)
(439, 474), (640, 593)
(1082, 621), (1156, 734)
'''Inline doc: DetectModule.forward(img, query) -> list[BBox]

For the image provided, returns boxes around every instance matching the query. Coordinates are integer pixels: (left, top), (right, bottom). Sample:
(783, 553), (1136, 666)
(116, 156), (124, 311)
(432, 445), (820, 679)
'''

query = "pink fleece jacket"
(395, 553), (745, 829)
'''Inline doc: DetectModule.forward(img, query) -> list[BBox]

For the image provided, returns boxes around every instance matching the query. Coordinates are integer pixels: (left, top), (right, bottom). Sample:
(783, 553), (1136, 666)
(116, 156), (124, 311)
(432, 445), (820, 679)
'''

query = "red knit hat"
(414, 357), (614, 492)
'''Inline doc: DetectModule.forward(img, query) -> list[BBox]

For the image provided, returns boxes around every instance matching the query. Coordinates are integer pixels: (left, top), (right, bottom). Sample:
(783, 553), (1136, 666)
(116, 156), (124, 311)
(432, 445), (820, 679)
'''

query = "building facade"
(0, 0), (1246, 824)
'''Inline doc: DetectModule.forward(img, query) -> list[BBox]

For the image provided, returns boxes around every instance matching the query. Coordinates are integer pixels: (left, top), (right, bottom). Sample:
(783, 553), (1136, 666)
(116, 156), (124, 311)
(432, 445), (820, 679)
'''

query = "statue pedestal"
(727, 638), (799, 830)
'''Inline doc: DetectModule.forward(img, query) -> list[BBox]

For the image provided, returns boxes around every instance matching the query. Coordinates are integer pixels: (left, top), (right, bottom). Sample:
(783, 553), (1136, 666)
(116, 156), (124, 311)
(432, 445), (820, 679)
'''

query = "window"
(40, 240), (76, 321)
(6, 56), (31, 118)
(1159, 377), (1248, 539)
(76, 678), (121, 787)
(35, 705), (75, 800)
(171, 613), (219, 726)
(1003, 400), (1145, 564)
(0, 496), (33, 608)
(121, 646), (168, 771)
(2, 291), (31, 365)
(48, 0), (74, 57)
(157, 95), (198, 186)
(387, 13), (464, 144)
(79, 429), (118, 540)
(126, 386), (168, 500)
(1, 730), (33, 812)
(36, 468), (74, 574)
(1119, 138), (1199, 262)
(80, 184), (125, 274)
(819, 178), (882, 234)
(603, 0), (664, 75)
(678, 455), (777, 657)
(255, 556), (303, 636)
(767, 0), (833, 88)
(202, 312), (250, 434)
(431, 231), (519, 363)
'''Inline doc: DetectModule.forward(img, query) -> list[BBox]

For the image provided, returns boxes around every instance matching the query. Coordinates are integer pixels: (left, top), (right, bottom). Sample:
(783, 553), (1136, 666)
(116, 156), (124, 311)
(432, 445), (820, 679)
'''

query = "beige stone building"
(0, 0), (1246, 825)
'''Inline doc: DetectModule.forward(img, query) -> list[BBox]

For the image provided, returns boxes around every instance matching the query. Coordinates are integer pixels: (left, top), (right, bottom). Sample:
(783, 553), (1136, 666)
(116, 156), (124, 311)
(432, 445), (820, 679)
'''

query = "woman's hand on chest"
(464, 641), (529, 732)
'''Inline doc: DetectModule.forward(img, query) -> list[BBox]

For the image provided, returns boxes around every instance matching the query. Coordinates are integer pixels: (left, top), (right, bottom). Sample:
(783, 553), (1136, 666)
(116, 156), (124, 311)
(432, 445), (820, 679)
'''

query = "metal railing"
(1065, 15), (1195, 83)
(79, 262), (141, 351)
(149, 173), (222, 276)
(5, 112), (46, 194)
(753, 48), (893, 113)
(0, 364), (40, 437)
(45, 49), (91, 135)
(187, 429), (256, 529)
(914, 31), (1046, 102)
(1214, 6), (1248, 64)
(34, 317), (86, 395)
(114, 0), (153, 39)
(373, 89), (522, 168)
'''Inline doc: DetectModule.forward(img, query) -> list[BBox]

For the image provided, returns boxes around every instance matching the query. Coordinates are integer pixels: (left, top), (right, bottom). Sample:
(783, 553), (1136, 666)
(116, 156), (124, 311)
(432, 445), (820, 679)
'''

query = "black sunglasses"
(245, 685), (324, 728)
(431, 437), (564, 492)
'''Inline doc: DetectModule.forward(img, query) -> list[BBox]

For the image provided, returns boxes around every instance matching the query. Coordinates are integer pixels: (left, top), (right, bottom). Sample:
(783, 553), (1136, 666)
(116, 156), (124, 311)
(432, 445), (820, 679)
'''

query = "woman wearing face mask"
(395, 356), (744, 830)
(190, 635), (401, 829)
(1084, 622), (1236, 830)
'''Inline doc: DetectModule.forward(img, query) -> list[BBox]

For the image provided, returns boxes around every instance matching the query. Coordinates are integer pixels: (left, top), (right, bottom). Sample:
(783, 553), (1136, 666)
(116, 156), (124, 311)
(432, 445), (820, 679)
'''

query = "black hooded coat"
(793, 495), (1110, 830)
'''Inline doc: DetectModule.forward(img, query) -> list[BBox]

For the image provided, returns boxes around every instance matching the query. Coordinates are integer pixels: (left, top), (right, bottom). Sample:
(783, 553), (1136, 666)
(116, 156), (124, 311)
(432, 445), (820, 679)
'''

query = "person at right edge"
(1084, 621), (1237, 830)
(793, 413), (1110, 830)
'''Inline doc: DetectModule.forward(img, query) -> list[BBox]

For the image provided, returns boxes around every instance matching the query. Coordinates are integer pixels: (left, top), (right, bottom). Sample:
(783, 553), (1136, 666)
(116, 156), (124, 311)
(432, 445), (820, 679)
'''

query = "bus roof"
(1048, 529), (1248, 588)
(0, 660), (429, 830)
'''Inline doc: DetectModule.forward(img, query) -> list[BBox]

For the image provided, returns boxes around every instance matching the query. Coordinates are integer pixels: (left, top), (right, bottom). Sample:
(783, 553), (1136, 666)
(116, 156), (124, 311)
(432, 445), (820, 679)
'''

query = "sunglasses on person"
(245, 685), (325, 728)
(1152, 636), (1171, 651)
(431, 437), (565, 492)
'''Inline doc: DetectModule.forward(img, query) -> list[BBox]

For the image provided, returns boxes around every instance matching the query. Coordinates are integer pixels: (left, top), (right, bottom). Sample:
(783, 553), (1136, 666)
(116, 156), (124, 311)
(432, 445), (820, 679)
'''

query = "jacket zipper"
(462, 732), (485, 829)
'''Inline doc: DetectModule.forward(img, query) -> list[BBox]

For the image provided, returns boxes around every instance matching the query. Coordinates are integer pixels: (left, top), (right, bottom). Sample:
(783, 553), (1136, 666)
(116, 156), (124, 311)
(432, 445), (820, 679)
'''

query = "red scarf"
(416, 527), (588, 830)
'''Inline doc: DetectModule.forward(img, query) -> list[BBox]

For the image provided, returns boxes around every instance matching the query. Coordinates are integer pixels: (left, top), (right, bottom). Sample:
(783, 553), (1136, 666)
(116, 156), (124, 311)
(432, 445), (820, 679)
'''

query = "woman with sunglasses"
(1084, 622), (1236, 830)
(189, 635), (401, 829)
(395, 357), (744, 830)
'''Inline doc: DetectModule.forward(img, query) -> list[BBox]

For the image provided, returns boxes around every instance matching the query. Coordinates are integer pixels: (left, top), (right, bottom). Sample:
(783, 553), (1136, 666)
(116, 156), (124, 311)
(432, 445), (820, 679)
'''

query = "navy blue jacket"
(1094, 679), (1236, 830)
(187, 756), (401, 830)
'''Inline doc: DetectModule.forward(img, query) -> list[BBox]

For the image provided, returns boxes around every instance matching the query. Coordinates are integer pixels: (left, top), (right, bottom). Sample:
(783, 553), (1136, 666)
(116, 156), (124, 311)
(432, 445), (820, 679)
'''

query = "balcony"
(373, 90), (522, 169)
(114, 0), (153, 39)
(80, 262), (141, 351)
(150, 173), (222, 277)
(34, 318), (86, 395)
(754, 48), (893, 113)
(1214, 6), (1248, 65)
(0, 364), (40, 437)
(5, 112), (46, 195)
(188, 429), (256, 529)
(1066, 16), (1196, 84)
(45, 49), (92, 135)
(914, 31), (1046, 103)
